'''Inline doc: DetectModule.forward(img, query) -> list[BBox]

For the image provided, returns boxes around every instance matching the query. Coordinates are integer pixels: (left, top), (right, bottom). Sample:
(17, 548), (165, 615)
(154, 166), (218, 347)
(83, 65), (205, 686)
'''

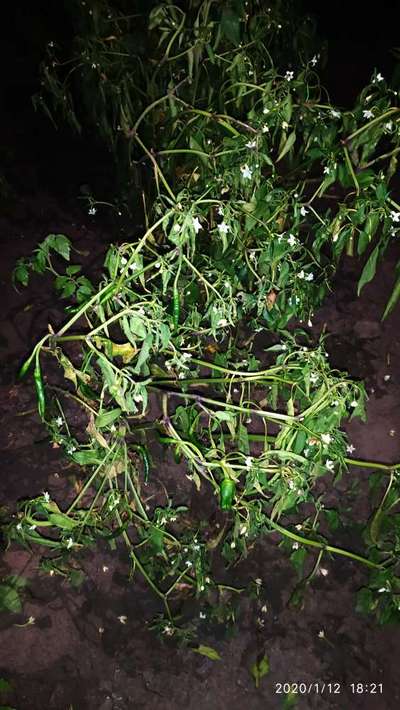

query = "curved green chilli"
(18, 351), (35, 380)
(219, 477), (236, 511)
(133, 444), (150, 483)
(34, 355), (46, 420)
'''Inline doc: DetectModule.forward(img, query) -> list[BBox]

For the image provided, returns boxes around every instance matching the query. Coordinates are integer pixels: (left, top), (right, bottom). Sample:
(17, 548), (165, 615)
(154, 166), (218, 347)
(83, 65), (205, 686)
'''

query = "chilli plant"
(8, 0), (400, 637)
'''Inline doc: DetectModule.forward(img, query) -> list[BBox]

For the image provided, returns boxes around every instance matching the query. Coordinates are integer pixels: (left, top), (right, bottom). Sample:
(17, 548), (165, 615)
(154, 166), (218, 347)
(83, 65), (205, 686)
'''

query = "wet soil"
(1, 190), (400, 710)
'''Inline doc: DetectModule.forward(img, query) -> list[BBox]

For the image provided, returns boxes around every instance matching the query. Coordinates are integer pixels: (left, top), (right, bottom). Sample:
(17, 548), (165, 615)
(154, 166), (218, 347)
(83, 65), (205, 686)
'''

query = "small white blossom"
(261, 604), (268, 613)
(192, 216), (202, 234)
(185, 560), (193, 567)
(262, 124), (269, 133)
(323, 166), (330, 175)
(305, 272), (314, 281)
(390, 211), (400, 223)
(199, 611), (206, 619)
(120, 256), (128, 266)
(330, 110), (341, 118)
(88, 207), (97, 216)
(43, 491), (50, 503)
(217, 318), (228, 328)
(326, 460), (335, 472)
(133, 393), (143, 403)
(287, 234), (297, 247)
(319, 567), (329, 577)
(310, 55), (318, 66)
(218, 221), (230, 235)
(66, 537), (74, 549)
(240, 525), (247, 536)
(245, 456), (253, 469)
(246, 140), (257, 149)
(285, 70), (294, 81)
(255, 578), (262, 586)
(263, 107), (270, 115)
(55, 416), (63, 427)
(230, 541), (236, 549)
(240, 164), (253, 180)
(318, 630), (325, 638)
(346, 444), (356, 454)
(377, 587), (388, 593)
(102, 565), (109, 573)
(300, 206), (308, 216)
(363, 109), (374, 120)
(292, 542), (299, 550)
(384, 374), (391, 381)
(281, 121), (289, 130)
(173, 223), (181, 232)
(67, 445), (76, 455)
(321, 433), (332, 445)
(98, 627), (104, 634)
(374, 73), (384, 82)
(384, 121), (393, 132)
(350, 400), (358, 408)
(16, 523), (22, 531)
(117, 615), (127, 624)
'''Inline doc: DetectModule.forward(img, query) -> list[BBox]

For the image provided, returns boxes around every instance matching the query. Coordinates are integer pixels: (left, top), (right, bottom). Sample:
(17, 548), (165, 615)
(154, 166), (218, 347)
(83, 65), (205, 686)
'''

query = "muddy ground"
(0, 177), (399, 710)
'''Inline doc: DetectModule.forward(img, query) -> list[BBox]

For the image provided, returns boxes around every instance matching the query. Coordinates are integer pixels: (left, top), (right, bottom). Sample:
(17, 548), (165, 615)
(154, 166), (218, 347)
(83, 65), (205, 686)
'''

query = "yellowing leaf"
(193, 645), (221, 661)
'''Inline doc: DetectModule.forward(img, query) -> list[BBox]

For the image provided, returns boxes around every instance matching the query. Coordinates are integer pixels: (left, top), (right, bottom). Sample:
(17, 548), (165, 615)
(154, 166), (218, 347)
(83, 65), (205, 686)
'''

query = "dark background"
(1, 0), (400, 201)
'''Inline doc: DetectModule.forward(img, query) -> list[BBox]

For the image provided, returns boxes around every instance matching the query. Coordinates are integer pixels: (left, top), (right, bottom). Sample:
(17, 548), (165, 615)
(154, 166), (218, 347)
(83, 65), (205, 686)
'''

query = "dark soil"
(1, 184), (400, 710)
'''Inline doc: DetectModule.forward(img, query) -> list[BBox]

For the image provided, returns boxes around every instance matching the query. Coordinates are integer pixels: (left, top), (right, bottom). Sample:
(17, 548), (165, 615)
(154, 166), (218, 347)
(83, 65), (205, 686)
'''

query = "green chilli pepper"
(172, 286), (180, 330)
(18, 352), (35, 380)
(133, 444), (150, 484)
(33, 357), (46, 420)
(220, 478), (236, 511)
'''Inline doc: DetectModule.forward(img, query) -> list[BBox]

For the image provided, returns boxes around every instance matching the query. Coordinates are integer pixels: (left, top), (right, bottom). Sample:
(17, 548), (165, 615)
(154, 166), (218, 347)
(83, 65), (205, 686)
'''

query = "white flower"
(323, 166), (330, 174)
(262, 124), (269, 133)
(91, 63), (98, 69)
(102, 565), (109, 573)
(319, 567), (329, 577)
(110, 424), (116, 433)
(120, 256), (128, 266)
(330, 110), (341, 118)
(318, 630), (325, 638)
(300, 206), (308, 216)
(384, 374), (391, 381)
(230, 541), (236, 549)
(16, 523), (22, 531)
(217, 206), (224, 215)
(240, 525), (247, 536)
(377, 587), (388, 593)
(246, 140), (257, 149)
(217, 318), (228, 327)
(129, 262), (138, 271)
(384, 121), (393, 132)
(287, 234), (297, 247)
(285, 70), (294, 81)
(67, 445), (76, 455)
(263, 107), (270, 115)
(55, 416), (63, 427)
(199, 611), (206, 619)
(292, 542), (299, 550)
(261, 604), (268, 613)
(310, 372), (319, 385)
(29, 524), (36, 531)
(321, 433), (332, 445)
(240, 164), (253, 180)
(307, 319), (313, 327)
(245, 456), (253, 469)
(163, 624), (174, 636)
(88, 207), (97, 215)
(305, 272), (314, 281)
(173, 223), (181, 232)
(281, 121), (289, 130)
(117, 615), (127, 624)
(374, 73), (384, 82)
(390, 211), (400, 223)
(98, 627), (104, 634)
(192, 216), (202, 234)
(133, 393), (143, 403)
(346, 444), (356, 454)
(27, 616), (36, 625)
(350, 400), (358, 408)
(43, 491), (50, 503)
(326, 459), (335, 472)
(66, 537), (74, 549)
(255, 578), (262, 586)
(363, 109), (374, 120)
(185, 560), (193, 567)
(218, 221), (230, 235)
(310, 55), (318, 66)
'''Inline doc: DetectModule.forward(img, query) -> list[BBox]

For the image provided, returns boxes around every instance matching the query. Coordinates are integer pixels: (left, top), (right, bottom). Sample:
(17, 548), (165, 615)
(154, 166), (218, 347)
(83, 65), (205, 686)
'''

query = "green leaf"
(193, 645), (221, 661)
(221, 7), (241, 44)
(46, 234), (71, 260)
(13, 262), (29, 287)
(357, 244), (380, 295)
(277, 131), (296, 162)
(382, 274), (400, 320)
(95, 408), (122, 429)
(251, 653), (270, 688)
(0, 678), (13, 694)
(0, 584), (22, 613)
